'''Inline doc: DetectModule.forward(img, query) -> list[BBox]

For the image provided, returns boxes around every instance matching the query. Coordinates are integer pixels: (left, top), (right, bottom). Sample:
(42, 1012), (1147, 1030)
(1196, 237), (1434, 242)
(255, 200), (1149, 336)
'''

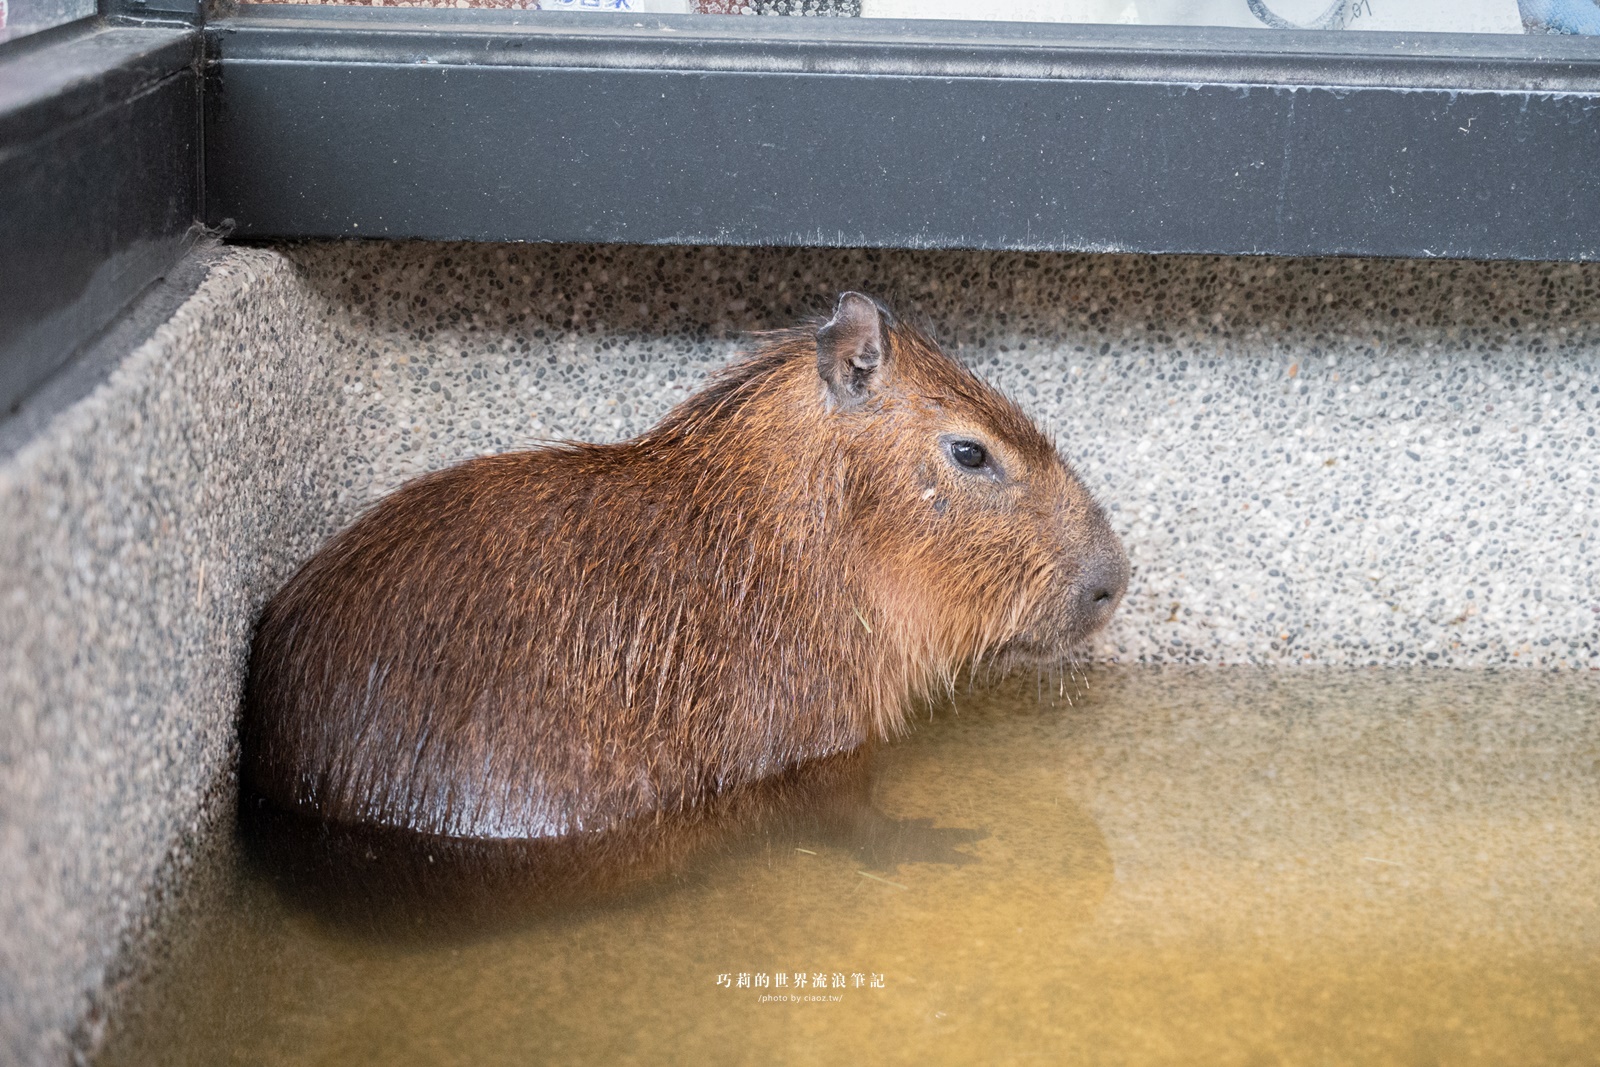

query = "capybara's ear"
(816, 292), (893, 407)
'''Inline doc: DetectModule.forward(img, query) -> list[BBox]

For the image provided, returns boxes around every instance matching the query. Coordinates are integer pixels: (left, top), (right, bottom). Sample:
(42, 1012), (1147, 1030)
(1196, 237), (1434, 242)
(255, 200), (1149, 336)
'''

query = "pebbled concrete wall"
(2, 239), (1598, 1063)
(287, 241), (1600, 669)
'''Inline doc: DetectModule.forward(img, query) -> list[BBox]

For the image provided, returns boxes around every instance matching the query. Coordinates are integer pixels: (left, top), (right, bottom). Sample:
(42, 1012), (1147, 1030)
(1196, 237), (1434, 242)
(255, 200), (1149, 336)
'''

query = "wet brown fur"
(243, 297), (1126, 841)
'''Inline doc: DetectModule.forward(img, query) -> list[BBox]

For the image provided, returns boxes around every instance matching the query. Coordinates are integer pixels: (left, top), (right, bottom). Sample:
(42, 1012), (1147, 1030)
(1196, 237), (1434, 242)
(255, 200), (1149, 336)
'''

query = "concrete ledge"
(0, 248), (335, 1065)
(2, 239), (1597, 1062)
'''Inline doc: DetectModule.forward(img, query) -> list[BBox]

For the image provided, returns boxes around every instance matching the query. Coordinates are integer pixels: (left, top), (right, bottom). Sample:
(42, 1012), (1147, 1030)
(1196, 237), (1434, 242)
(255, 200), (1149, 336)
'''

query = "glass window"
(0, 0), (97, 43)
(860, 0), (1582, 34)
(249, 0), (1600, 35)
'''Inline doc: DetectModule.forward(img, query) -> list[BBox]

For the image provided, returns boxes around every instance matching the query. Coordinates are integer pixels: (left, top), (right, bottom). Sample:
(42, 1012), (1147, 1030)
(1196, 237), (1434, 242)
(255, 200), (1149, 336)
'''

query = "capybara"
(242, 292), (1128, 841)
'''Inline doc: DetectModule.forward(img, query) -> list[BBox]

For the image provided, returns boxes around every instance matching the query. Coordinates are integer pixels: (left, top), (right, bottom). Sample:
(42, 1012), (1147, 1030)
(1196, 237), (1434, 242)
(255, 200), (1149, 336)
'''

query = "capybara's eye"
(949, 439), (988, 470)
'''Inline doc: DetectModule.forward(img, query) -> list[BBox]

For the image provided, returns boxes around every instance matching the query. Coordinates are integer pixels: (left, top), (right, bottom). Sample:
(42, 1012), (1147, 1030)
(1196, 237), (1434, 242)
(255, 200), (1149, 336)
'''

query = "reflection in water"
(100, 668), (1600, 1066)
(238, 749), (991, 941)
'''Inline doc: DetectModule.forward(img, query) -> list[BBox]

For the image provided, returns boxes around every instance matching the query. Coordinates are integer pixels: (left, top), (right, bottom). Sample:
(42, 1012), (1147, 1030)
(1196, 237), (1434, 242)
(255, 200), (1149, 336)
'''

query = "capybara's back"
(243, 293), (1128, 840)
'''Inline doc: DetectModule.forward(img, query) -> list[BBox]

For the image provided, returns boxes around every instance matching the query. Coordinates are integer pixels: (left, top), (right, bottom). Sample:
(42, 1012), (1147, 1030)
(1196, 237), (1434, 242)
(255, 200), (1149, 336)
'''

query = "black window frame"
(5, 1), (1600, 417)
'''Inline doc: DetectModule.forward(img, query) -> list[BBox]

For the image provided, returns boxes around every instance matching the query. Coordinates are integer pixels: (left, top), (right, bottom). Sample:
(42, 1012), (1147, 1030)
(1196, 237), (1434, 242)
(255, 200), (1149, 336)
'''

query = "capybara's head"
(726, 291), (1129, 678)
(814, 293), (1127, 669)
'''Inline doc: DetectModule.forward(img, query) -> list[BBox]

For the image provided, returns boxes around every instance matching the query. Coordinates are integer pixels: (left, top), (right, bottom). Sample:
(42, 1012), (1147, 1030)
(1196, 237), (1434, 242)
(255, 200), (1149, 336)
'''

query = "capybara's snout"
(1069, 516), (1130, 637)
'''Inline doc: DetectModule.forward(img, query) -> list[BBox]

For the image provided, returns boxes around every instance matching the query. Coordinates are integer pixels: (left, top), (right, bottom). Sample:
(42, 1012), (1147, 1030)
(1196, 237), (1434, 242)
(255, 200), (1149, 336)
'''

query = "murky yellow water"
(102, 669), (1600, 1066)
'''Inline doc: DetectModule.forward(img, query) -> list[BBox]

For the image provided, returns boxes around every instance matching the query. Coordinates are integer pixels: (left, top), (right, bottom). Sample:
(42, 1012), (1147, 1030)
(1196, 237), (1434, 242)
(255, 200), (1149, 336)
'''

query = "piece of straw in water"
(857, 870), (908, 890)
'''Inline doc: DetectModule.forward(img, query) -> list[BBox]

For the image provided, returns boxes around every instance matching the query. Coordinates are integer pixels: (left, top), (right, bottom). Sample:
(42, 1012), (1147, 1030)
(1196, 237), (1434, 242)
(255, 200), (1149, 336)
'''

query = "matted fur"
(242, 298), (1126, 840)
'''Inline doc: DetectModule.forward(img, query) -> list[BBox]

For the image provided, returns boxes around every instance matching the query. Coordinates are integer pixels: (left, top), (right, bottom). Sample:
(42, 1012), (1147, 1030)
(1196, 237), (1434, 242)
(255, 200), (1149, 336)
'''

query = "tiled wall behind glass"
(307, 0), (1599, 35)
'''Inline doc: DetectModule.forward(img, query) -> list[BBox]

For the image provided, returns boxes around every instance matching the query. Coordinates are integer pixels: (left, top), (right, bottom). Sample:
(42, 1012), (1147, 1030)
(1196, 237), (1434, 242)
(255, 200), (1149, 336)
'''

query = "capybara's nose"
(1077, 538), (1130, 626)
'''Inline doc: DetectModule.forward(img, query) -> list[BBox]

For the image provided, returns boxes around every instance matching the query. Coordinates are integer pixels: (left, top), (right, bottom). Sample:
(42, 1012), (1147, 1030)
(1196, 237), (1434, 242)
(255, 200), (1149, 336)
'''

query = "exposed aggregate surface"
(288, 240), (1600, 670)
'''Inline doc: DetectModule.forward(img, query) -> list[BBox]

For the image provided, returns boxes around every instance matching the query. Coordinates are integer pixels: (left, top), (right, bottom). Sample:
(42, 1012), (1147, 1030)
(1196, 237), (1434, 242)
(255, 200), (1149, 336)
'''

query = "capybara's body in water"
(243, 294), (1128, 841)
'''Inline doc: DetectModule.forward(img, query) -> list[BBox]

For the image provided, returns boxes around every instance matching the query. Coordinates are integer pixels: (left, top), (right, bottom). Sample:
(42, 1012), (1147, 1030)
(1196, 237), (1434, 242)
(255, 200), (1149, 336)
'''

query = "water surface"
(102, 669), (1600, 1065)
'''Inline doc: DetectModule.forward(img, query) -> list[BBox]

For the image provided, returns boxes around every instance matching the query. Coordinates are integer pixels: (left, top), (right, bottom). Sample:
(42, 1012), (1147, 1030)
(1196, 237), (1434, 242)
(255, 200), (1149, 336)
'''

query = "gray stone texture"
(284, 241), (1600, 669)
(0, 249), (336, 1065)
(2, 240), (1598, 1062)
